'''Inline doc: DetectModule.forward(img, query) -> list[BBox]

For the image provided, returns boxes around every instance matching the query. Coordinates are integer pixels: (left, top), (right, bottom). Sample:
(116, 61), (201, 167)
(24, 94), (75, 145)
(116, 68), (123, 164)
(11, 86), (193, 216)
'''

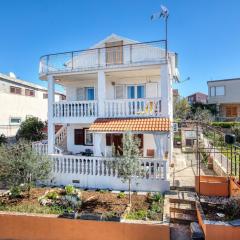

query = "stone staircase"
(168, 188), (198, 225)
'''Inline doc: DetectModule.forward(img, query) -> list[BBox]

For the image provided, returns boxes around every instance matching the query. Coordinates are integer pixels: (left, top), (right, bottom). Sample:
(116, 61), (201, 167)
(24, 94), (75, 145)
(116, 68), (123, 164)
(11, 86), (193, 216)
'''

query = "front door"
(113, 134), (123, 156)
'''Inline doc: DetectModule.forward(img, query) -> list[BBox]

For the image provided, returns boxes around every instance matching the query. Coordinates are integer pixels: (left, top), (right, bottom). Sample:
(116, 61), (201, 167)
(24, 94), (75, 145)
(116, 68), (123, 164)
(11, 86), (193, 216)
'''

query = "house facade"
(35, 34), (179, 192)
(0, 72), (65, 137)
(208, 78), (240, 121)
(187, 92), (208, 104)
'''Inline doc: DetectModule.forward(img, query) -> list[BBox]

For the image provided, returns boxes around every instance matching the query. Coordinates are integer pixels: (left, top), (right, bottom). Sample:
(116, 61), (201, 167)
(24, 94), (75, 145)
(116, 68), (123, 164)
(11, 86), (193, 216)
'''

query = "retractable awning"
(89, 118), (170, 133)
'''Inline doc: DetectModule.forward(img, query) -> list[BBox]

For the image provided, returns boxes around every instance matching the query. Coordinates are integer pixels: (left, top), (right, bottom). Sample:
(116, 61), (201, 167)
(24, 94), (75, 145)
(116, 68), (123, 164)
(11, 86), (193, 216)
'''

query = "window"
(84, 129), (93, 145)
(76, 87), (95, 101)
(85, 87), (95, 100)
(226, 106), (237, 117)
(74, 129), (84, 145)
(137, 85), (145, 98)
(10, 117), (21, 125)
(25, 89), (35, 97)
(210, 87), (215, 96)
(43, 93), (48, 99)
(10, 86), (22, 95)
(115, 85), (125, 99)
(127, 85), (145, 99)
(216, 86), (225, 96)
(105, 41), (123, 65)
(209, 86), (225, 96)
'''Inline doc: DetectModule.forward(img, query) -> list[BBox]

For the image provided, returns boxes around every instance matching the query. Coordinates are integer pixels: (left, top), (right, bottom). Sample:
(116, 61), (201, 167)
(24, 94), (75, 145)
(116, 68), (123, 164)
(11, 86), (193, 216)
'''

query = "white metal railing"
(39, 40), (166, 75)
(50, 154), (167, 180)
(104, 98), (161, 117)
(53, 101), (98, 118)
(55, 126), (67, 145)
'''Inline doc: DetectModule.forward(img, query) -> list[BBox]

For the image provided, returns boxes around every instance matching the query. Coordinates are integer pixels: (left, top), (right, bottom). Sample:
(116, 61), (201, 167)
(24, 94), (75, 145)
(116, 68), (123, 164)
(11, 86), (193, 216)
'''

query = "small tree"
(0, 141), (52, 196)
(16, 117), (46, 142)
(173, 96), (191, 120)
(115, 132), (143, 206)
(231, 125), (240, 143)
(0, 134), (7, 145)
(191, 107), (213, 124)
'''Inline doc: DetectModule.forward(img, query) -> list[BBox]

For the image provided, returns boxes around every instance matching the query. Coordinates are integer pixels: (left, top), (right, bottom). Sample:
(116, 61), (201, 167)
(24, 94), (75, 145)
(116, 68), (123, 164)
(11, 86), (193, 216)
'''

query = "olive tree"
(114, 132), (143, 206)
(0, 141), (52, 196)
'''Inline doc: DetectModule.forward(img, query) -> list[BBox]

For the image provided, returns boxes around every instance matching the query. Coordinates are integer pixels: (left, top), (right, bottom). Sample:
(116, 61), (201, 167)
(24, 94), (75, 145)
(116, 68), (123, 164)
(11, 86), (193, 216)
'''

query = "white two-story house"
(36, 34), (179, 192)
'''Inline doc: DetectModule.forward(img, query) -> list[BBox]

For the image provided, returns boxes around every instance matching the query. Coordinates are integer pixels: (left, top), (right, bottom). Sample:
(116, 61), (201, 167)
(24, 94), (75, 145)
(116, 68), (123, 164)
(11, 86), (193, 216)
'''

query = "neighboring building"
(187, 92), (208, 104)
(207, 78), (240, 121)
(0, 72), (65, 137)
(34, 34), (179, 192)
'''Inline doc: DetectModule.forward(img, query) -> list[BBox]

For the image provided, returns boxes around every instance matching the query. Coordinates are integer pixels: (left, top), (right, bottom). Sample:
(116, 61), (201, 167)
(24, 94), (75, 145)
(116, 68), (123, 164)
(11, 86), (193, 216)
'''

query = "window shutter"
(105, 41), (123, 65)
(106, 134), (112, 146)
(115, 85), (125, 99)
(76, 88), (85, 101)
(74, 129), (84, 145)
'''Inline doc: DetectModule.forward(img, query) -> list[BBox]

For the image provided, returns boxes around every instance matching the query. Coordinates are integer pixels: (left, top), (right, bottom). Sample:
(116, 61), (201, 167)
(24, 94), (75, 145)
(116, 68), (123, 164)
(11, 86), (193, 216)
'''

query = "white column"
(97, 70), (106, 117)
(48, 75), (55, 154)
(160, 64), (171, 118)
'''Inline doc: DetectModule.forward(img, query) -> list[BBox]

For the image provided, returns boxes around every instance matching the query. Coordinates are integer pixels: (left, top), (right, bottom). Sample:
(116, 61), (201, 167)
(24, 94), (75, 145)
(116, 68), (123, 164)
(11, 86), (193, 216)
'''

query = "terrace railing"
(39, 40), (166, 76)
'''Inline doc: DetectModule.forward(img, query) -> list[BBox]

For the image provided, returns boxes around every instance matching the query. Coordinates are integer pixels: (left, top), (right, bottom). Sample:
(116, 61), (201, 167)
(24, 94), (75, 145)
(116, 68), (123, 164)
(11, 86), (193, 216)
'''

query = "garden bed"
(0, 187), (164, 222)
(196, 198), (240, 240)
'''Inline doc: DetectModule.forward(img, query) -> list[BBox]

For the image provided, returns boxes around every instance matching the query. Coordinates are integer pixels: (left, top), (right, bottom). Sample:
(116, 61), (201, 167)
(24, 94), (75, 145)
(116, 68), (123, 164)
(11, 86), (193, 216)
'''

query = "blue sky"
(0, 0), (240, 96)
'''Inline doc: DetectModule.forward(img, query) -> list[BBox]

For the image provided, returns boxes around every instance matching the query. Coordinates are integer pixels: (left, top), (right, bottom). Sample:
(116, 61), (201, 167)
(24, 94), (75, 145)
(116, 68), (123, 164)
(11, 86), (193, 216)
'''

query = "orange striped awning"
(89, 118), (170, 133)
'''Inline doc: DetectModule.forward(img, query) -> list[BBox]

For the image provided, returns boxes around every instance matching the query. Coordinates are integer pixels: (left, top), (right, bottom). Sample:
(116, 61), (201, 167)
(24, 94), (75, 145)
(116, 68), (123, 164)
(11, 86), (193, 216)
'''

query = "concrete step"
(170, 206), (196, 216)
(170, 186), (195, 192)
(170, 212), (197, 225)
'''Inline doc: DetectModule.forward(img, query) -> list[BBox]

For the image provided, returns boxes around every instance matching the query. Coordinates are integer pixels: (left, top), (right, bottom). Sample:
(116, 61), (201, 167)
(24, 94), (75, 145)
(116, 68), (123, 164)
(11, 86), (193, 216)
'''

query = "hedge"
(211, 122), (240, 128)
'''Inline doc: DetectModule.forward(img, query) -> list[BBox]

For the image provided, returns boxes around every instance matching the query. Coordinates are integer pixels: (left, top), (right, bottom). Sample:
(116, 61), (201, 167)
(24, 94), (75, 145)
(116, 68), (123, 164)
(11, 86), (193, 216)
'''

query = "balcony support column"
(48, 75), (55, 154)
(160, 64), (171, 119)
(97, 70), (106, 117)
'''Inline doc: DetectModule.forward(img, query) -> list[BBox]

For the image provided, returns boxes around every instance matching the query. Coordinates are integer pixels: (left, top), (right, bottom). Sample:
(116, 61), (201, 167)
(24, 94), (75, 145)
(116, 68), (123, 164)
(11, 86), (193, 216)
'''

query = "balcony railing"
(39, 40), (166, 76)
(52, 98), (161, 120)
(104, 98), (162, 117)
(53, 100), (98, 118)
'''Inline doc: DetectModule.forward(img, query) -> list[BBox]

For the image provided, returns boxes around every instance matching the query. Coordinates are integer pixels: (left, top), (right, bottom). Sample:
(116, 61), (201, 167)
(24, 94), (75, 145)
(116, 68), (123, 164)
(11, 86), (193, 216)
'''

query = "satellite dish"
(9, 72), (16, 78)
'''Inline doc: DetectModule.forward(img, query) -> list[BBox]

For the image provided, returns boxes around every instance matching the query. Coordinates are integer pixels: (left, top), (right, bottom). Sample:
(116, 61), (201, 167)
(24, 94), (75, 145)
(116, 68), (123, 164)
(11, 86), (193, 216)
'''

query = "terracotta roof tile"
(89, 118), (170, 133)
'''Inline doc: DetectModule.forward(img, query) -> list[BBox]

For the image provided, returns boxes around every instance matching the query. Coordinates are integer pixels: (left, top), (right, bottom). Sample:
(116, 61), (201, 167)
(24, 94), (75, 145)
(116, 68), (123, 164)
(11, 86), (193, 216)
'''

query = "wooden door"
(105, 41), (123, 65)
(113, 134), (123, 156)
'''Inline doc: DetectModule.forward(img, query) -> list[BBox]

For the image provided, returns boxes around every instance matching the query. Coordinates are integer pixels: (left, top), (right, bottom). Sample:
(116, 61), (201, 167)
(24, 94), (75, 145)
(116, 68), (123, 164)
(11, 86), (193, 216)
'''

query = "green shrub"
(211, 122), (240, 129)
(126, 210), (148, 220)
(151, 193), (163, 203)
(99, 189), (108, 193)
(10, 186), (21, 198)
(150, 202), (162, 213)
(64, 185), (75, 195)
(46, 191), (59, 200)
(117, 192), (125, 199)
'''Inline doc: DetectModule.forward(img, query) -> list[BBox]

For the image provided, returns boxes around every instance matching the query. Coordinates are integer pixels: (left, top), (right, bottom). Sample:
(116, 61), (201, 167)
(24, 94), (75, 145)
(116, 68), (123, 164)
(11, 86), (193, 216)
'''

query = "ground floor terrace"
(33, 117), (172, 192)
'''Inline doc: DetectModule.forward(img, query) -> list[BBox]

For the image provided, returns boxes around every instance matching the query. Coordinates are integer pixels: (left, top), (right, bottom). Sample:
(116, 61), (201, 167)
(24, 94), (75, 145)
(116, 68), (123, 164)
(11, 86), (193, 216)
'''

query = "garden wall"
(195, 176), (228, 197)
(230, 178), (240, 197)
(0, 212), (170, 240)
(196, 202), (240, 240)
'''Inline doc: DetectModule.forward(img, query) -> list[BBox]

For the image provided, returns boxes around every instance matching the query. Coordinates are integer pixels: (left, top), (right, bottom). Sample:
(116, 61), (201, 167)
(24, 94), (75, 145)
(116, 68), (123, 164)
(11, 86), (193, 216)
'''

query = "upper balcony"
(39, 40), (167, 78)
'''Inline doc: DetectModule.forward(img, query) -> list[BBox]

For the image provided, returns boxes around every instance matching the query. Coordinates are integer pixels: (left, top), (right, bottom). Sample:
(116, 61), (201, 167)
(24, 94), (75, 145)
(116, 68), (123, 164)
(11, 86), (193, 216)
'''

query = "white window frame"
(85, 87), (95, 100)
(209, 86), (225, 97)
(215, 86), (225, 96)
(115, 85), (125, 99)
(10, 117), (21, 125)
(126, 84), (145, 99)
(84, 129), (93, 146)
